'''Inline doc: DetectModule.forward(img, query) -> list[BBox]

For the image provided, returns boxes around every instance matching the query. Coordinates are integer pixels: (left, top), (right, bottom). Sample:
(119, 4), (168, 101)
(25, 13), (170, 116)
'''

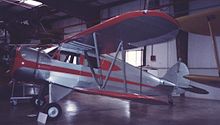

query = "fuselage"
(11, 46), (175, 96)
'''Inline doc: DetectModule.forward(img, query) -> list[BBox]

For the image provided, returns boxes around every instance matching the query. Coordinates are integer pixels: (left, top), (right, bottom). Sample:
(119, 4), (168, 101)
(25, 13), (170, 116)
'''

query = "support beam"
(121, 42), (127, 92)
(173, 0), (189, 65)
(143, 46), (146, 66)
(176, 31), (188, 65)
(140, 49), (144, 94)
(38, 0), (100, 25)
(173, 0), (189, 97)
(100, 0), (136, 9)
(207, 16), (220, 76)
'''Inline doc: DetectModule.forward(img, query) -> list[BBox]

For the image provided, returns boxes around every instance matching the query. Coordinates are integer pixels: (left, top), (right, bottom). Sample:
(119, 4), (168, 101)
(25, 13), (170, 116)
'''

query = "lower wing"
(73, 87), (168, 105)
(184, 74), (220, 88)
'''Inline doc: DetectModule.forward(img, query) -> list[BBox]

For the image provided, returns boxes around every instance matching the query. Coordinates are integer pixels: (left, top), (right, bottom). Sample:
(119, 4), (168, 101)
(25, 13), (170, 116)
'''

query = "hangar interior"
(1, 0), (220, 125)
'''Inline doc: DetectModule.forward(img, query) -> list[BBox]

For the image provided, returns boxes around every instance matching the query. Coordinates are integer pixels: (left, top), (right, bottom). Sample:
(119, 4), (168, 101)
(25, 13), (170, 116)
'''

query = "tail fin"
(163, 62), (208, 94)
(163, 62), (190, 88)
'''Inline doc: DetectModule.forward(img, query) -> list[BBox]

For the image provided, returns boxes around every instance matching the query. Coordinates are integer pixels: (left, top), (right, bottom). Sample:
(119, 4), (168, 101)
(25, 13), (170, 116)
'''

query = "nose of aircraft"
(10, 46), (38, 81)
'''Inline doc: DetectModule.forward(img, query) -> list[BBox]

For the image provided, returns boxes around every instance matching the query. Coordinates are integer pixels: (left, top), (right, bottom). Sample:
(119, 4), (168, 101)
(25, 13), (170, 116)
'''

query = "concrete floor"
(0, 88), (220, 125)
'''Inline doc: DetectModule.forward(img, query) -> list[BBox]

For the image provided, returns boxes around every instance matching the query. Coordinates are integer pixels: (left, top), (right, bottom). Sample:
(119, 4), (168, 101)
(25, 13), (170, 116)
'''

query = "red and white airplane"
(10, 10), (208, 120)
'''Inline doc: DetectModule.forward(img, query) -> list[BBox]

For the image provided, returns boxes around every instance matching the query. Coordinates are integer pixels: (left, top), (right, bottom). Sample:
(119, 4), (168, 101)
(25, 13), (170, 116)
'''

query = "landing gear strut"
(168, 95), (174, 105)
(32, 82), (48, 108)
(41, 83), (62, 120)
(31, 95), (45, 108)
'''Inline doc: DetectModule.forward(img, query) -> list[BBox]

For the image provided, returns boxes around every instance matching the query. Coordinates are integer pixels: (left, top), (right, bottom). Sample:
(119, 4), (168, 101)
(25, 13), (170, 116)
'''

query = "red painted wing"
(74, 87), (168, 105)
(62, 10), (179, 54)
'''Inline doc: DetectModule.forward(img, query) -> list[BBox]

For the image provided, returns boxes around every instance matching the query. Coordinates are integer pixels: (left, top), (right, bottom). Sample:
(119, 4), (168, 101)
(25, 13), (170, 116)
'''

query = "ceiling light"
(22, 0), (42, 7)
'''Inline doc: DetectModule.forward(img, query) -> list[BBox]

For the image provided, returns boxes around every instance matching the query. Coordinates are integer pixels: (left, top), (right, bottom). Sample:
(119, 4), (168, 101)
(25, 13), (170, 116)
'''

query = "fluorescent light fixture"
(22, 0), (43, 7)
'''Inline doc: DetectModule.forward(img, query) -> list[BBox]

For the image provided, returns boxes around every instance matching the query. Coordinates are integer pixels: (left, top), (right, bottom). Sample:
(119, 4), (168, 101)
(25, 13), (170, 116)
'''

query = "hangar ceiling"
(0, 0), (137, 44)
(0, 0), (195, 45)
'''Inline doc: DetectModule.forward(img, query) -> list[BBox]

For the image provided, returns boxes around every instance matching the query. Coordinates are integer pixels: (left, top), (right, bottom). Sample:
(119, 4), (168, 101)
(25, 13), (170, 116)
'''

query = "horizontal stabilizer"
(184, 74), (220, 88)
(180, 85), (209, 94)
(74, 87), (168, 105)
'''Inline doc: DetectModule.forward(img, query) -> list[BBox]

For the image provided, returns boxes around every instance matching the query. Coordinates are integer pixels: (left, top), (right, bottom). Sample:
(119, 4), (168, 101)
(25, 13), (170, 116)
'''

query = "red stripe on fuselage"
(39, 63), (155, 89)
(14, 55), (155, 89)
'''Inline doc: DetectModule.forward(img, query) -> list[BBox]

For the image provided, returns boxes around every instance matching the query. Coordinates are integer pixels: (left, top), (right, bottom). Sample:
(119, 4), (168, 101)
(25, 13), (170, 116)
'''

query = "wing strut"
(207, 16), (220, 76)
(93, 33), (103, 86)
(102, 41), (123, 89)
(84, 51), (100, 87)
(121, 41), (127, 92)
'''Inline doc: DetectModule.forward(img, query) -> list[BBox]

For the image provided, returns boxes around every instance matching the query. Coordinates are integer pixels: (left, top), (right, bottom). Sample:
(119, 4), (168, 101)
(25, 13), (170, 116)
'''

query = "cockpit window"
(60, 51), (79, 65)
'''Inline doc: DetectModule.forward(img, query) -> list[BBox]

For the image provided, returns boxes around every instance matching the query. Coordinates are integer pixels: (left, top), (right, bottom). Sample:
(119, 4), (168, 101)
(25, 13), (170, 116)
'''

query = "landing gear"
(32, 82), (48, 108)
(31, 95), (45, 108)
(168, 95), (174, 105)
(37, 82), (62, 120)
(43, 103), (62, 120)
(10, 99), (18, 106)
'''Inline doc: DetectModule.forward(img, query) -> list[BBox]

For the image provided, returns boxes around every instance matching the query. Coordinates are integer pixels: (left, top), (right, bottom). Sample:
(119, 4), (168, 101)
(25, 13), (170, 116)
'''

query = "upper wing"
(74, 87), (168, 105)
(177, 7), (220, 36)
(184, 74), (220, 88)
(62, 10), (179, 54)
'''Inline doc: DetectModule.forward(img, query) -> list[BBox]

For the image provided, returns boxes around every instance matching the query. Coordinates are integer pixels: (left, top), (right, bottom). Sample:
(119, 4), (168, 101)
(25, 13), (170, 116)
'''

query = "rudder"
(162, 62), (190, 88)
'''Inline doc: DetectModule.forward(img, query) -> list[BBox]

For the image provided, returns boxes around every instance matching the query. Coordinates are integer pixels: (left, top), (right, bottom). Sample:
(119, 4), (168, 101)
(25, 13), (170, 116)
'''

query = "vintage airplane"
(9, 10), (208, 120)
(177, 7), (220, 88)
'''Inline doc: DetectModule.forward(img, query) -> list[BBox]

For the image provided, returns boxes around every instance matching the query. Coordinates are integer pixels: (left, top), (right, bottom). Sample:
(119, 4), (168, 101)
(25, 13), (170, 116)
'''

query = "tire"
(43, 103), (62, 120)
(10, 99), (17, 106)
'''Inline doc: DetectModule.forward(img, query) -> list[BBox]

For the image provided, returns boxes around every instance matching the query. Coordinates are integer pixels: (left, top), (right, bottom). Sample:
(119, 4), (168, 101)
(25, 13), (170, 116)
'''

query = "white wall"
(145, 40), (177, 77)
(52, 17), (86, 39)
(186, 33), (220, 100)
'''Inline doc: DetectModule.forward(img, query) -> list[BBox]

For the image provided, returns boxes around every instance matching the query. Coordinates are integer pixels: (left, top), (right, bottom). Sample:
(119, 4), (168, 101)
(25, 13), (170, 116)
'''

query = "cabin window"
(126, 49), (142, 67)
(47, 48), (58, 57)
(60, 51), (79, 65)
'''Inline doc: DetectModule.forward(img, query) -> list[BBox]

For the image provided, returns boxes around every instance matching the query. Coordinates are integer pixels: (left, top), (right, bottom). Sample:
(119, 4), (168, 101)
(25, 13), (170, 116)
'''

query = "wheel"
(10, 99), (17, 106)
(43, 103), (62, 120)
(31, 95), (45, 108)
(168, 100), (174, 105)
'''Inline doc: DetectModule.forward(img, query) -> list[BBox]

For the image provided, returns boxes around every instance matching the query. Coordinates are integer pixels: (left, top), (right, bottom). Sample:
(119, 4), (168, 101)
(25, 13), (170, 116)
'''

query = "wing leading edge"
(62, 10), (179, 54)
(177, 7), (220, 36)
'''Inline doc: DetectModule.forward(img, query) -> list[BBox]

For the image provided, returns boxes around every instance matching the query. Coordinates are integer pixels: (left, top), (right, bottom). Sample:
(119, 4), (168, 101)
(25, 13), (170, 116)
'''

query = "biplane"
(10, 10), (208, 120)
(177, 7), (220, 88)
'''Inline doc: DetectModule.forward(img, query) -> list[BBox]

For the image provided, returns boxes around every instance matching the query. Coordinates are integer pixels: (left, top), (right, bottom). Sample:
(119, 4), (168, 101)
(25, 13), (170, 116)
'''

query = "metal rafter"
(99, 0), (136, 9)
(38, 0), (99, 21)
